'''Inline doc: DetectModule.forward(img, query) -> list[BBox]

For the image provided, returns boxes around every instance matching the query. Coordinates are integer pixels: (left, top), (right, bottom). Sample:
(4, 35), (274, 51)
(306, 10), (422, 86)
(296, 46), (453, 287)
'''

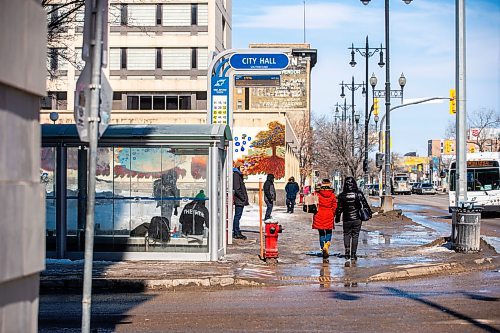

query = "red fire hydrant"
(264, 220), (283, 260)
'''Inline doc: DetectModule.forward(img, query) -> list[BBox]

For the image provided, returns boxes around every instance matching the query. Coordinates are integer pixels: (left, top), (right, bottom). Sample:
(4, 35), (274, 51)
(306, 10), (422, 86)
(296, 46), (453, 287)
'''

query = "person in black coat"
(233, 161), (249, 240)
(285, 176), (300, 213)
(179, 191), (209, 236)
(263, 173), (276, 220)
(335, 176), (372, 261)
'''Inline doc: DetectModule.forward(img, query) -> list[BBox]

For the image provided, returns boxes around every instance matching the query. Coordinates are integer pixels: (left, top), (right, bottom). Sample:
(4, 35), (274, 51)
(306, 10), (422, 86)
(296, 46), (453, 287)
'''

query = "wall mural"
(234, 121), (285, 180)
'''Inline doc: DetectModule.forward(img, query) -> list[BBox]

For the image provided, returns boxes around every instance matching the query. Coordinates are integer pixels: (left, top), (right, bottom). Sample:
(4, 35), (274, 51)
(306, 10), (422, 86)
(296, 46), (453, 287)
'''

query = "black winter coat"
(335, 190), (372, 223)
(263, 174), (276, 202)
(233, 169), (249, 207)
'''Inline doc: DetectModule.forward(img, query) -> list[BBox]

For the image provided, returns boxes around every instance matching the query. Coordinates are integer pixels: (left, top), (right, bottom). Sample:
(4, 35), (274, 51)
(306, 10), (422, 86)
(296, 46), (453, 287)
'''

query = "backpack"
(148, 216), (170, 243)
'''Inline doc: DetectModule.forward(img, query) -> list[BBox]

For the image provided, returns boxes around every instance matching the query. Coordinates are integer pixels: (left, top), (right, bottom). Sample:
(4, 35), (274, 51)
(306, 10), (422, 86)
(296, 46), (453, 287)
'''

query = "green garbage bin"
(451, 207), (482, 253)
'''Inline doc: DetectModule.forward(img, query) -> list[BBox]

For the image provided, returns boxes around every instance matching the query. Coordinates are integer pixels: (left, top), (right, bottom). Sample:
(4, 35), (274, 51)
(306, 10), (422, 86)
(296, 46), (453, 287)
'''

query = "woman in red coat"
(312, 179), (338, 258)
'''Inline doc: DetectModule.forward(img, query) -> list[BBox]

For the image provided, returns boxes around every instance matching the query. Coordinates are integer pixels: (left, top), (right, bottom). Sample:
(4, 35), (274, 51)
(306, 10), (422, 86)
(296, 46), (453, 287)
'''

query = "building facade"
(0, 1), (46, 332)
(41, 0), (232, 125)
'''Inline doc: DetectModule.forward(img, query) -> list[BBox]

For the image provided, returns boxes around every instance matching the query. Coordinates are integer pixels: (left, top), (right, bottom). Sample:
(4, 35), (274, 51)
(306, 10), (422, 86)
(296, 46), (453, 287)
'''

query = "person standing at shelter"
(233, 161), (249, 240)
(335, 176), (372, 263)
(312, 179), (337, 259)
(263, 173), (276, 220)
(285, 176), (300, 213)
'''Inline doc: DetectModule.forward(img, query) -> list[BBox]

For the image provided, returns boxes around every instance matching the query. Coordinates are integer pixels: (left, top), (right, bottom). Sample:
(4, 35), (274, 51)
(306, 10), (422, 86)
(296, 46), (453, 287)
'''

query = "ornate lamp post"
(349, 36), (385, 189)
(340, 76), (365, 156)
(361, 0), (413, 207)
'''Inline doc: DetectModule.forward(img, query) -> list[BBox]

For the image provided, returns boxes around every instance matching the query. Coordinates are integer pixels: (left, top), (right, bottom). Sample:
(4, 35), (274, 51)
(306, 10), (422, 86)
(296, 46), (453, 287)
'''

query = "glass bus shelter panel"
(41, 147), (56, 251)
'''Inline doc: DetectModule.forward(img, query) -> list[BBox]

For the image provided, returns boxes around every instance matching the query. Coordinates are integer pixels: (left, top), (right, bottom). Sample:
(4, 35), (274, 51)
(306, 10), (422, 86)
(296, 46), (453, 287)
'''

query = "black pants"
(286, 198), (296, 213)
(343, 219), (362, 256)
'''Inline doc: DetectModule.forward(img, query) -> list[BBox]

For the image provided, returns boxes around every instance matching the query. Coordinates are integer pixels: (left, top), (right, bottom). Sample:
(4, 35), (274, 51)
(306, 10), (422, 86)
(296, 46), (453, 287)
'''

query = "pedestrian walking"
(233, 161), (249, 240)
(263, 173), (276, 220)
(285, 176), (300, 213)
(312, 179), (337, 259)
(335, 176), (373, 264)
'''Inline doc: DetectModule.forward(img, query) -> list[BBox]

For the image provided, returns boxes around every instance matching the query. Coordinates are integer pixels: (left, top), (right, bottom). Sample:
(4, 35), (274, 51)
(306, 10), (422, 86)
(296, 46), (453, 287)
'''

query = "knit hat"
(321, 179), (332, 189)
(195, 190), (206, 200)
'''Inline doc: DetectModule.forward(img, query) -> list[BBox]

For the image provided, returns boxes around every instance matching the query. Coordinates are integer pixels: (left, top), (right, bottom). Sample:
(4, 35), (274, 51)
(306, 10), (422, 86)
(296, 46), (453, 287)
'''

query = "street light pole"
(361, 0), (412, 209)
(340, 77), (364, 157)
(349, 36), (384, 189)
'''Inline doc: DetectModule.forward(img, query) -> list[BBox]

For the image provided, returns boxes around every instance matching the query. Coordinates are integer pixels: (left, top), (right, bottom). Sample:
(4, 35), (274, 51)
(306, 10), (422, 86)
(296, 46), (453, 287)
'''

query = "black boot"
(344, 250), (350, 260)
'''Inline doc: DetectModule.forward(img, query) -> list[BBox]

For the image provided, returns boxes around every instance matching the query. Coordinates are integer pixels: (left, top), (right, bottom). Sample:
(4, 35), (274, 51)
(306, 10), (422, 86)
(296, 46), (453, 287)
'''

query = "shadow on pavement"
(385, 287), (499, 333)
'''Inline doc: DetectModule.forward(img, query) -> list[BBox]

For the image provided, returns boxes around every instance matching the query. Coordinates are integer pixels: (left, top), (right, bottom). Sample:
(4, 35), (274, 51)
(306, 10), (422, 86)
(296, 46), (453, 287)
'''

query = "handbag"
(358, 193), (372, 221)
(303, 194), (319, 214)
(303, 204), (318, 214)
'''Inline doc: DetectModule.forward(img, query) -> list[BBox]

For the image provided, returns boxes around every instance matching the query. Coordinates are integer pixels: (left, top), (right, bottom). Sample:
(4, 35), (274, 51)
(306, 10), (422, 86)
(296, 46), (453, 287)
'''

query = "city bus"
(448, 152), (500, 213)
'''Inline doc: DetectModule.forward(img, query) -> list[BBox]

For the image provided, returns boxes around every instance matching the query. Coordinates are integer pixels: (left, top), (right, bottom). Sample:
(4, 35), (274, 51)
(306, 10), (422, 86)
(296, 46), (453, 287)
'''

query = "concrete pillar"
(0, 1), (46, 332)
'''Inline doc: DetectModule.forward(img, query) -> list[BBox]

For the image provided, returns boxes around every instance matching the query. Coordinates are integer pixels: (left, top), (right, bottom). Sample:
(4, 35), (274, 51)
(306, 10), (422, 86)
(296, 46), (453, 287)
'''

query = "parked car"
(416, 183), (436, 195)
(411, 182), (421, 194)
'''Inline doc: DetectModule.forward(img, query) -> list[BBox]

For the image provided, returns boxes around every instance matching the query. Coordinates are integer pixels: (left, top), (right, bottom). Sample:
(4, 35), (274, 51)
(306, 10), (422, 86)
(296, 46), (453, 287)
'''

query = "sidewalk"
(41, 204), (499, 292)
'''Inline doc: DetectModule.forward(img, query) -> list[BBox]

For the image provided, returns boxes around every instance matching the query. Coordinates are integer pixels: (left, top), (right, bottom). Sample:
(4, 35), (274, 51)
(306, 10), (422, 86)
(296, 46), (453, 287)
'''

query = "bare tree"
(468, 108), (500, 152)
(444, 107), (499, 152)
(291, 112), (314, 187)
(43, 0), (85, 77)
(313, 115), (371, 180)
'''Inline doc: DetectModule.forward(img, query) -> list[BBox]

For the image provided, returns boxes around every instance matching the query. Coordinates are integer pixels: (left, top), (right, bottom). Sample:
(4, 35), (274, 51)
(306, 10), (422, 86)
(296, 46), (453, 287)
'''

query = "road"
(39, 271), (500, 333)
(38, 194), (499, 333)
(391, 193), (499, 237)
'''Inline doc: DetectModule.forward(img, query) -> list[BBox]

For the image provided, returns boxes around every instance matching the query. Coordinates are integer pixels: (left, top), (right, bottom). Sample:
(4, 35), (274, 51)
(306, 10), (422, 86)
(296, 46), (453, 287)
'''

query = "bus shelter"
(41, 124), (231, 261)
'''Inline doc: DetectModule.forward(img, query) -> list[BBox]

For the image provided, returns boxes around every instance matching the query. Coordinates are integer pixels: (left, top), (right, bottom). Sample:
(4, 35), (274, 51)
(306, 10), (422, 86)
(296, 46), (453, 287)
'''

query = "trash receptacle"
(451, 206), (482, 253)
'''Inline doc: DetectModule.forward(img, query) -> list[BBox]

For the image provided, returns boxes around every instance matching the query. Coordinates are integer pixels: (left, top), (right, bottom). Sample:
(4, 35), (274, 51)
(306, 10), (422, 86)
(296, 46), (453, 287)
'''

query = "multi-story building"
(41, 0), (231, 125)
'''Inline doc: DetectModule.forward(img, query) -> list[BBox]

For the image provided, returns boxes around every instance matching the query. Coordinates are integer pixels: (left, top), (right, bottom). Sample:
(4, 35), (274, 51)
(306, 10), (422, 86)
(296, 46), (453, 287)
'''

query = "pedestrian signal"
(373, 98), (379, 116)
(449, 89), (456, 114)
(417, 163), (423, 172)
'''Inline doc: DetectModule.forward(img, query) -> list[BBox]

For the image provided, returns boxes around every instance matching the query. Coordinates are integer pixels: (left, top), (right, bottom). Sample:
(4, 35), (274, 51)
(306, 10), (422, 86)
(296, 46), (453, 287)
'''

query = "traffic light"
(444, 140), (453, 154)
(373, 98), (379, 116)
(449, 89), (456, 114)
(417, 163), (423, 172)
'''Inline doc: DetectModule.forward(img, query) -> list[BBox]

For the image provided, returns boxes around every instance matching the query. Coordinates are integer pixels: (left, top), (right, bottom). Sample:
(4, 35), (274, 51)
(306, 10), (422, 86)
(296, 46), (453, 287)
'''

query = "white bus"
(448, 152), (500, 213)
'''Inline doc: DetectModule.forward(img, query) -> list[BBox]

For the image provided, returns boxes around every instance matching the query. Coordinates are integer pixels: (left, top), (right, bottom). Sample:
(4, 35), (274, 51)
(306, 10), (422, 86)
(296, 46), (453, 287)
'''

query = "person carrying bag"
(335, 176), (372, 264)
(311, 179), (337, 259)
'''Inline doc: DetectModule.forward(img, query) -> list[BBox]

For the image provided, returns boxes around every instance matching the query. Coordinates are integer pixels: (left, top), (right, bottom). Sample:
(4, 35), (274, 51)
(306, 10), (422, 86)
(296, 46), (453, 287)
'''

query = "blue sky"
(232, 0), (500, 156)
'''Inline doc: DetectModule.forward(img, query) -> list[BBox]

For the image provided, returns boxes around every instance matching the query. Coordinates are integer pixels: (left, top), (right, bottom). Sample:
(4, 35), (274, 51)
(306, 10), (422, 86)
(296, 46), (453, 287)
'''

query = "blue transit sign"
(229, 53), (289, 70)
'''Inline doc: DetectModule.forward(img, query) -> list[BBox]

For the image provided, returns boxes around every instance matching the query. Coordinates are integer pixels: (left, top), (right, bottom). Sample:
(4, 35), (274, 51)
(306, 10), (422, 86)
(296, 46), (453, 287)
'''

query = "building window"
(156, 4), (162, 25)
(191, 48), (197, 69)
(109, 5), (121, 26)
(127, 94), (191, 110)
(48, 48), (68, 72)
(127, 96), (139, 110)
(162, 49), (191, 70)
(191, 4), (198, 25)
(163, 4), (191, 26)
(128, 5), (156, 26)
(153, 96), (165, 110)
(140, 96), (152, 110)
(156, 48), (162, 69)
(120, 4), (128, 26)
(198, 4), (208, 26)
(236, 100), (243, 110)
(197, 48), (208, 70)
(109, 48), (121, 70)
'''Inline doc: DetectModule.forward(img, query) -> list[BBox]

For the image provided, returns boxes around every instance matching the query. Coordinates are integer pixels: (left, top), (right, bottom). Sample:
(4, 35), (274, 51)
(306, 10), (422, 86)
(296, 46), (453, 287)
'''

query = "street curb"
(366, 257), (494, 282)
(40, 276), (264, 292)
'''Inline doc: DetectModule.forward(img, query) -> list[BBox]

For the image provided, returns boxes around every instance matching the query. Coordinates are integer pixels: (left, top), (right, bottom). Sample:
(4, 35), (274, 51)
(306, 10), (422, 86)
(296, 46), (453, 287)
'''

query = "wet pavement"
(41, 198), (500, 292)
